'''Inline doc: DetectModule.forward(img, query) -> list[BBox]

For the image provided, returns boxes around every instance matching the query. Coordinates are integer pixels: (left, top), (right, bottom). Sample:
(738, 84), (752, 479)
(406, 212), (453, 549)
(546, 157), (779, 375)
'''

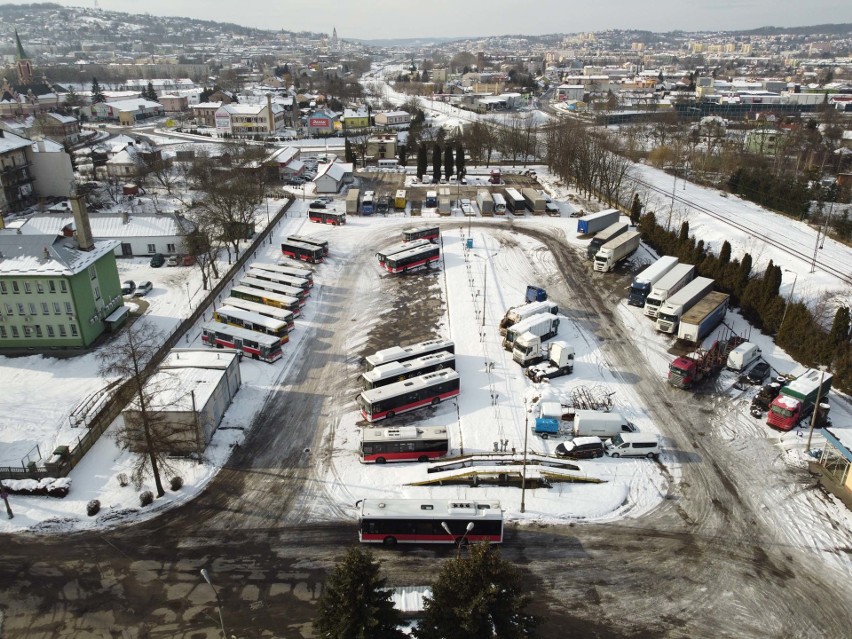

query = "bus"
(240, 276), (307, 304)
(281, 240), (324, 264)
(376, 239), (431, 267)
(360, 426), (449, 464)
(309, 208), (346, 226)
(394, 190), (407, 210)
(424, 190), (438, 208)
(246, 267), (310, 295)
(213, 306), (289, 345)
(377, 159), (399, 168)
(403, 226), (440, 243)
(231, 285), (301, 316)
(201, 321), (283, 363)
(492, 192), (507, 215)
(365, 338), (455, 370)
(385, 244), (440, 274)
(287, 235), (329, 256)
(362, 191), (375, 215)
(357, 368), (460, 422)
(362, 350), (456, 390)
(357, 499), (504, 545)
(221, 296), (295, 331)
(504, 188), (527, 215)
(252, 262), (313, 288)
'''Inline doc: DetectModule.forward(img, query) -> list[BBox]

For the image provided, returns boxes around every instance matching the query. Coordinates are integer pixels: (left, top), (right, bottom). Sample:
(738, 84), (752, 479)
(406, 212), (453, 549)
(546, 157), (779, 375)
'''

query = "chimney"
(69, 195), (95, 251)
(122, 210), (129, 224)
(267, 94), (274, 134)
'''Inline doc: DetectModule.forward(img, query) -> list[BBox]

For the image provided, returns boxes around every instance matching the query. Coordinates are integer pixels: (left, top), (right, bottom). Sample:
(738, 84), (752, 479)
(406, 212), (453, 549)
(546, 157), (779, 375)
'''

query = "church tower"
(15, 30), (34, 85)
(331, 27), (339, 53)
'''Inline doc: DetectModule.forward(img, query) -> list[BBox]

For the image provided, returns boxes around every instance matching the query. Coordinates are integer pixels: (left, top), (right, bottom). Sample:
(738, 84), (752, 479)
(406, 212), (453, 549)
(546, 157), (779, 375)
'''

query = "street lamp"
(778, 269), (798, 336)
(805, 365), (829, 452)
(441, 521), (474, 558)
(185, 282), (191, 308)
(521, 399), (530, 513)
(200, 568), (228, 638)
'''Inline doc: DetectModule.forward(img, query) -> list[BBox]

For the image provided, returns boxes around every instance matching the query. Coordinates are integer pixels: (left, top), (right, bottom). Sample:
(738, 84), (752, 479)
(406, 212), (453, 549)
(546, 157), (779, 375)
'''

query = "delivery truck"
(586, 221), (629, 260)
(676, 291), (730, 343)
(644, 263), (695, 318)
(526, 341), (575, 381)
(593, 230), (641, 272)
(499, 300), (559, 336)
(656, 277), (715, 334)
(345, 188), (360, 215)
(522, 188), (546, 215)
(627, 256), (679, 306)
(503, 314), (560, 351)
(766, 367), (833, 431)
(577, 209), (620, 235)
(512, 330), (565, 367)
(476, 190), (494, 216)
(572, 410), (639, 438)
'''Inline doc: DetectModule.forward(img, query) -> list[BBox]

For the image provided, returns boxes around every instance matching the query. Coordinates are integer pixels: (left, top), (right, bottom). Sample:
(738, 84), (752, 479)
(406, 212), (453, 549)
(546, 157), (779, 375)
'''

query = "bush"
(0, 477), (70, 498)
(117, 473), (129, 487)
(169, 476), (183, 491)
(87, 499), (100, 516)
(139, 490), (154, 507)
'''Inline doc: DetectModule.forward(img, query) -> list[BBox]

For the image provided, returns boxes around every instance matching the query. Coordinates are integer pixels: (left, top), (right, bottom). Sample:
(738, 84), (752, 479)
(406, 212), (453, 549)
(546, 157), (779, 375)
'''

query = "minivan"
(605, 433), (660, 459)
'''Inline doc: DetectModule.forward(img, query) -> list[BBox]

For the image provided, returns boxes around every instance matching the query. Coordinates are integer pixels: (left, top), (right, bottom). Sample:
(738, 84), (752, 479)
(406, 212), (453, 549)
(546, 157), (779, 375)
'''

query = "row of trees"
(414, 145), (466, 183)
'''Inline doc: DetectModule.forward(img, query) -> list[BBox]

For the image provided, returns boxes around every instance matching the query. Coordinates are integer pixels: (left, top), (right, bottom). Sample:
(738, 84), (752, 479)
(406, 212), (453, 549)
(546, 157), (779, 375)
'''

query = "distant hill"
(735, 23), (852, 37)
(350, 37), (463, 47)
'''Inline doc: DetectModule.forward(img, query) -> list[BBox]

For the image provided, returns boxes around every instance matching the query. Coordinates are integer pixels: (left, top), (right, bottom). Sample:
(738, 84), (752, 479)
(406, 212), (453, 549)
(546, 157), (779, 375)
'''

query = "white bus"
(365, 338), (455, 370)
(240, 276), (307, 305)
(252, 262), (313, 288)
(246, 267), (310, 295)
(201, 321), (283, 363)
(357, 368), (460, 423)
(384, 244), (440, 274)
(213, 306), (289, 345)
(377, 159), (399, 168)
(376, 239), (431, 268)
(221, 296), (295, 331)
(362, 350), (456, 389)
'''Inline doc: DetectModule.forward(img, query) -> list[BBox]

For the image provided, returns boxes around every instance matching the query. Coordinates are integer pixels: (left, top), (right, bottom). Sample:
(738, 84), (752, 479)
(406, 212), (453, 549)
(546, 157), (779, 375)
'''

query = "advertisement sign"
(309, 117), (331, 128)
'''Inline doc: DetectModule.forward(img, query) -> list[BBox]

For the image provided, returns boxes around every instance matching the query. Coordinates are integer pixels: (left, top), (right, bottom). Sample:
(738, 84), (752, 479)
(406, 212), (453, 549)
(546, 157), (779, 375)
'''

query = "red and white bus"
(254, 262), (313, 287)
(375, 239), (431, 268)
(362, 350), (455, 390)
(213, 306), (289, 345)
(309, 208), (346, 226)
(360, 426), (449, 463)
(281, 240), (324, 264)
(201, 321), (283, 363)
(245, 268), (310, 295)
(230, 285), (301, 316)
(403, 226), (440, 242)
(240, 276), (307, 305)
(357, 499), (504, 546)
(365, 338), (454, 371)
(384, 244), (440, 274)
(287, 235), (329, 256)
(357, 368), (460, 422)
(221, 296), (295, 331)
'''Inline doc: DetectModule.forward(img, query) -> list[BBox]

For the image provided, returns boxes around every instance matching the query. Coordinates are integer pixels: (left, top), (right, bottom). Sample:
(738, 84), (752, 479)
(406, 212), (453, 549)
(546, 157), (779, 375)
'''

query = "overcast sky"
(17, 1), (852, 39)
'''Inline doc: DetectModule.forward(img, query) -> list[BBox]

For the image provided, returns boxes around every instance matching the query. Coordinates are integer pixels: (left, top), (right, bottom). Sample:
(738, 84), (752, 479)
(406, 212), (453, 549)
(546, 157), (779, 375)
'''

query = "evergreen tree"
(630, 193), (642, 225)
(345, 138), (354, 164)
(314, 548), (404, 639)
(719, 241), (731, 266)
(146, 81), (158, 102)
(736, 253), (753, 299)
(399, 145), (407, 166)
(444, 146), (455, 180)
(826, 307), (851, 362)
(416, 544), (536, 639)
(678, 220), (690, 244)
(432, 144), (442, 184)
(455, 146), (465, 178)
(91, 77), (106, 104)
(417, 146), (428, 180)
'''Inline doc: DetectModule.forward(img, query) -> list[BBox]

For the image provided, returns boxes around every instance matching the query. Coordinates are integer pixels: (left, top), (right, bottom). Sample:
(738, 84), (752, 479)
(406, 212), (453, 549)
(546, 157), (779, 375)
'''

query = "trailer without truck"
(499, 300), (559, 336)
(577, 208), (620, 235)
(655, 276), (715, 334)
(766, 367), (833, 431)
(345, 189), (360, 215)
(438, 188), (451, 215)
(644, 263), (695, 318)
(476, 190), (494, 216)
(572, 410), (638, 438)
(627, 256), (679, 306)
(533, 417), (572, 438)
(526, 341), (575, 382)
(586, 221), (629, 260)
(522, 188), (546, 215)
(512, 327), (563, 366)
(492, 193), (507, 214)
(676, 291), (730, 343)
(593, 230), (641, 272)
(503, 314), (560, 351)
(668, 339), (728, 389)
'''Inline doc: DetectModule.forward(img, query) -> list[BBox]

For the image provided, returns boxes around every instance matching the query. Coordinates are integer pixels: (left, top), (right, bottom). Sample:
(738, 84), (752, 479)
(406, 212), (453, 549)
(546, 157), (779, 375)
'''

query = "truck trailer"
(526, 341), (575, 381)
(627, 256), (679, 306)
(766, 367), (833, 431)
(644, 263), (695, 318)
(476, 190), (494, 216)
(593, 230), (641, 272)
(656, 277), (715, 334)
(577, 209), (620, 235)
(676, 291), (730, 343)
(503, 314), (560, 351)
(345, 188), (360, 215)
(586, 221), (629, 260)
(499, 300), (559, 336)
(438, 188), (451, 215)
(522, 188), (546, 215)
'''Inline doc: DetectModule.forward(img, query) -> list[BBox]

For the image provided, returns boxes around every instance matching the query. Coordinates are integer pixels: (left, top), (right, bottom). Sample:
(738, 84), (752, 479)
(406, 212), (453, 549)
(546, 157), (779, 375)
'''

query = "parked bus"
(230, 285), (301, 315)
(365, 338), (455, 370)
(394, 190), (407, 210)
(201, 321), (283, 363)
(504, 188), (527, 214)
(281, 240), (324, 264)
(252, 262), (313, 288)
(403, 226), (440, 243)
(377, 159), (399, 168)
(240, 276), (306, 305)
(362, 350), (456, 390)
(213, 306), (289, 345)
(360, 426), (449, 464)
(384, 244), (440, 274)
(287, 235), (329, 256)
(246, 267), (310, 295)
(376, 239), (431, 267)
(309, 208), (346, 226)
(221, 296), (295, 331)
(424, 190), (438, 208)
(357, 498), (504, 545)
(492, 192), (507, 214)
(357, 368), (460, 422)
(362, 190), (375, 215)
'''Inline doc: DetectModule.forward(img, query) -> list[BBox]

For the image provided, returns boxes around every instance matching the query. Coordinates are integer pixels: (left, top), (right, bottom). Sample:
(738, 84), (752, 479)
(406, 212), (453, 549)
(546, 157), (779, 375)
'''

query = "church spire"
(14, 31), (34, 85)
(15, 30), (28, 61)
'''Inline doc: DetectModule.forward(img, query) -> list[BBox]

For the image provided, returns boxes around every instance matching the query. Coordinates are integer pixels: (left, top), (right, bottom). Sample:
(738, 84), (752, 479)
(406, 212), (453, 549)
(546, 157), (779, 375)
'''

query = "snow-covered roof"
(192, 101), (223, 109)
(316, 162), (347, 182)
(46, 112), (77, 124)
(143, 364), (227, 411)
(30, 139), (65, 153)
(99, 98), (163, 112)
(160, 348), (239, 371)
(0, 130), (31, 154)
(20, 212), (191, 239)
(0, 231), (118, 276)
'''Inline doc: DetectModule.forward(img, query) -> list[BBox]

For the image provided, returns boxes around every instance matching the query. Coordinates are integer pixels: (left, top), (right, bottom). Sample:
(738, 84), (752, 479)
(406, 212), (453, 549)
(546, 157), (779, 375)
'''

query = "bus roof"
(366, 338), (454, 367)
(231, 285), (299, 306)
(359, 368), (459, 402)
(359, 498), (502, 519)
(240, 276), (302, 297)
(378, 239), (431, 259)
(246, 267), (308, 287)
(361, 426), (448, 443)
(202, 321), (281, 347)
(221, 297), (294, 321)
(215, 305), (287, 331)
(386, 244), (439, 264)
(251, 263), (311, 282)
(395, 189), (406, 197)
(363, 351), (455, 383)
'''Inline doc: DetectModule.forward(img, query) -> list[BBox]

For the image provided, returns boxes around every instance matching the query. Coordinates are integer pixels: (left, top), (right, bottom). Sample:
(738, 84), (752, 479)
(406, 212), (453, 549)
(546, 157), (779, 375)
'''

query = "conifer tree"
(432, 144), (442, 184)
(417, 146), (428, 180)
(455, 145), (465, 178)
(444, 146), (455, 180)
(678, 220), (690, 243)
(91, 77), (106, 104)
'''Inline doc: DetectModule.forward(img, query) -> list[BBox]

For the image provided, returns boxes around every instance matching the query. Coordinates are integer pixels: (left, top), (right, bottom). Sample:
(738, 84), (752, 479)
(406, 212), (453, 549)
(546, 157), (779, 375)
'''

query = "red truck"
(766, 368), (833, 430)
(667, 340), (726, 389)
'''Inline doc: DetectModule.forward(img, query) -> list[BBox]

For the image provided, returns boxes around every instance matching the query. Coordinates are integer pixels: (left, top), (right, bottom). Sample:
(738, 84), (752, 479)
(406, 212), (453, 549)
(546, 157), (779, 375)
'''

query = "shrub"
(139, 490), (154, 507)
(87, 499), (100, 516)
(169, 476), (183, 491)
(117, 473), (129, 487)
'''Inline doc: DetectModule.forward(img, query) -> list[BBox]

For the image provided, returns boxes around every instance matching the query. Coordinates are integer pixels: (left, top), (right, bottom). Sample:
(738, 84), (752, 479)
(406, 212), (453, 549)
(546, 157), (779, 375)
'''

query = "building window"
(35, 325), (42, 337)
(147, 244), (156, 253)
(28, 303), (36, 315)
(58, 325), (66, 337)
(47, 325), (54, 337)
(4, 304), (11, 315)
(36, 282), (44, 293)
(17, 303), (25, 315)
(12, 281), (19, 293)
(167, 243), (176, 253)
(41, 302), (49, 314)
(89, 265), (97, 280)
(11, 326), (19, 338)
(65, 302), (72, 314)
(48, 280), (55, 293)
(0, 281), (5, 294)
(94, 286), (101, 301)
(70, 325), (78, 337)
(53, 302), (61, 314)
(24, 326), (32, 337)
(0, 326), (6, 338)
(24, 282), (32, 294)
(60, 281), (67, 293)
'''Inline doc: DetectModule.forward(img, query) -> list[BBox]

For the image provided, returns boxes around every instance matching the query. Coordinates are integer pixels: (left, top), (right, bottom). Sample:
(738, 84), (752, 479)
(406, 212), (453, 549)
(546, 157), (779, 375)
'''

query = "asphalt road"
(1, 224), (849, 639)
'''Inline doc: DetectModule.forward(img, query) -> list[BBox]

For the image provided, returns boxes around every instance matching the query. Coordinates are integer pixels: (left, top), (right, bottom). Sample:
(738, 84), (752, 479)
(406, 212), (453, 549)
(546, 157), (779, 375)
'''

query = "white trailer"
(656, 276), (715, 334)
(503, 314), (560, 351)
(593, 230), (641, 272)
(627, 256), (679, 307)
(476, 190), (494, 216)
(499, 300), (559, 336)
(644, 263), (695, 318)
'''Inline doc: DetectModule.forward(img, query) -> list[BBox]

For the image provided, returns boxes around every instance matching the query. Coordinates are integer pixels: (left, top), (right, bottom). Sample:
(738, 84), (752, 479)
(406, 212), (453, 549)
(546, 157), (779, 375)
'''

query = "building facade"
(0, 129), (35, 213)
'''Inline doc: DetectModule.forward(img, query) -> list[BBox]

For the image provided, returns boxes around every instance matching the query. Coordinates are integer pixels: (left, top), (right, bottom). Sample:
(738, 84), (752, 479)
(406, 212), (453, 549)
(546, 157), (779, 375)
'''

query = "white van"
(572, 410), (638, 439)
(726, 342), (762, 372)
(605, 433), (661, 459)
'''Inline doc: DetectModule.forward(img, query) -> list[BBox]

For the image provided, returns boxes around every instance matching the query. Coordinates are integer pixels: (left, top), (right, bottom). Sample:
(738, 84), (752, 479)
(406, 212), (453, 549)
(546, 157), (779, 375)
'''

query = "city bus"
(213, 306), (289, 345)
(394, 190), (407, 210)
(360, 426), (449, 464)
(375, 239), (431, 268)
(365, 338), (455, 370)
(221, 296), (295, 331)
(402, 226), (440, 243)
(424, 190), (438, 208)
(287, 235), (329, 256)
(504, 188), (527, 215)
(492, 192), (507, 214)
(357, 368), (460, 422)
(362, 350), (455, 390)
(281, 240), (324, 264)
(361, 191), (375, 215)
(357, 498), (504, 545)
(240, 276), (307, 304)
(251, 262), (313, 288)
(201, 321), (283, 363)
(246, 267), (310, 295)
(384, 244), (440, 274)
(309, 208), (346, 226)
(230, 285), (301, 316)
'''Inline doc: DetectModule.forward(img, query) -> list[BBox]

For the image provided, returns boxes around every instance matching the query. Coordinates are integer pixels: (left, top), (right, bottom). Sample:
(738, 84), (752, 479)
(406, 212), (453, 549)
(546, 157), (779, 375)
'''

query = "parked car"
(747, 361), (771, 385)
(460, 199), (473, 215)
(121, 280), (136, 295)
(555, 436), (605, 460)
(149, 253), (165, 267)
(133, 281), (153, 297)
(166, 255), (180, 267)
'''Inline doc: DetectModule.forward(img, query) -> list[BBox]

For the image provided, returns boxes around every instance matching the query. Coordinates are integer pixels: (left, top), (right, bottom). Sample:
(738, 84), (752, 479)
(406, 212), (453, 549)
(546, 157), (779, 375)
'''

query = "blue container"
(466, 238), (473, 249)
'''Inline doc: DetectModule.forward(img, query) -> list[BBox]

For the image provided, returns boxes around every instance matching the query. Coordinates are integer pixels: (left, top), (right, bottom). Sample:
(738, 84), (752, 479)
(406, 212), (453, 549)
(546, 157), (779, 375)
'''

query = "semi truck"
(586, 221), (629, 260)
(627, 256), (679, 307)
(476, 190), (494, 216)
(526, 341), (575, 381)
(656, 276), (715, 334)
(676, 291), (729, 343)
(593, 230), (641, 272)
(667, 340), (727, 389)
(345, 188), (360, 215)
(499, 300), (559, 335)
(766, 367), (833, 431)
(502, 314), (560, 351)
(512, 330), (564, 367)
(577, 209), (620, 235)
(572, 410), (638, 438)
(643, 264), (695, 318)
(522, 188), (546, 215)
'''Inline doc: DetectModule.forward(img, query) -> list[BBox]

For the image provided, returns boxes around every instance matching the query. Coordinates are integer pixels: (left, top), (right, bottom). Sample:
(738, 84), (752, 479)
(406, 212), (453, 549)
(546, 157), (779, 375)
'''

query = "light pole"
(805, 365), (828, 452)
(521, 399), (529, 513)
(441, 521), (474, 558)
(185, 282), (191, 308)
(778, 269), (798, 337)
(200, 568), (228, 638)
